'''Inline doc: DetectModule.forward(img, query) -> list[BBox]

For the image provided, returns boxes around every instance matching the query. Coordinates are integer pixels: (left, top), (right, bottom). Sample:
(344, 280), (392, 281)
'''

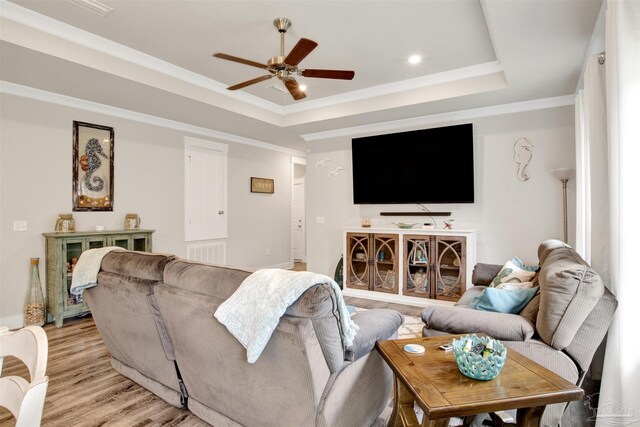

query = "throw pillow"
(511, 256), (541, 272)
(497, 281), (534, 290)
(490, 259), (537, 287)
(471, 287), (539, 314)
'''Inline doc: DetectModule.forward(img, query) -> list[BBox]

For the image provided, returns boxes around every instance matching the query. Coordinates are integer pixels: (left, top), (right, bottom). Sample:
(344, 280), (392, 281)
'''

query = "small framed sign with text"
(250, 177), (274, 194)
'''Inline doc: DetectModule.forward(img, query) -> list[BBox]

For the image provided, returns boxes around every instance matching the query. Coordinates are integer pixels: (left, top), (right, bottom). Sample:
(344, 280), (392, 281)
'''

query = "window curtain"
(596, 0), (640, 425)
(574, 54), (609, 282)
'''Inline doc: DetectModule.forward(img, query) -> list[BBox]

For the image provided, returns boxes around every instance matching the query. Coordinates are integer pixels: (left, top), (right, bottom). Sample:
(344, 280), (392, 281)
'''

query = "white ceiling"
(0, 0), (601, 151)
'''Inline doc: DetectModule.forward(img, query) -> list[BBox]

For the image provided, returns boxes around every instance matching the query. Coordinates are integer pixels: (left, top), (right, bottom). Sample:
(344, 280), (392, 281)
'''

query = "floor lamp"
(551, 168), (575, 243)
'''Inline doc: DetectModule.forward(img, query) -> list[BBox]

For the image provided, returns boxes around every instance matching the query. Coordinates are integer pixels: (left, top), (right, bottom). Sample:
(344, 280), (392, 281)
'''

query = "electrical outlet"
(13, 220), (28, 232)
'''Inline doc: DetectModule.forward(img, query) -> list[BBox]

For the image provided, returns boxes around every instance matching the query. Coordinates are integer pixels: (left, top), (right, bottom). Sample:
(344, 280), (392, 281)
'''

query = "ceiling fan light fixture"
(212, 17), (354, 101)
(408, 55), (422, 65)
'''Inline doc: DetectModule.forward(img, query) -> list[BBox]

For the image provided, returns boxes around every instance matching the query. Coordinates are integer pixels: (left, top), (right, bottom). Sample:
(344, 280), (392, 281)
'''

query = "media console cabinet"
(342, 227), (476, 306)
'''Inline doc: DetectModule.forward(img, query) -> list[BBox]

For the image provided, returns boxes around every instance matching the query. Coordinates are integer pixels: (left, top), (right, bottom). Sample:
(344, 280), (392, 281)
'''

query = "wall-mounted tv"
(352, 123), (474, 204)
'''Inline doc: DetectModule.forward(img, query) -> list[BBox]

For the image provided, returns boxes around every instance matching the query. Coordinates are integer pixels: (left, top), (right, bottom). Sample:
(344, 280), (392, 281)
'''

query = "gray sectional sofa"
(85, 251), (403, 427)
(421, 239), (617, 426)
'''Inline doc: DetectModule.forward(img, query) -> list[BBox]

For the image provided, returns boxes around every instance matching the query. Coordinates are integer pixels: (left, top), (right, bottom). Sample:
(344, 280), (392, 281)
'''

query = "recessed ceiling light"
(299, 84), (307, 92)
(408, 55), (422, 65)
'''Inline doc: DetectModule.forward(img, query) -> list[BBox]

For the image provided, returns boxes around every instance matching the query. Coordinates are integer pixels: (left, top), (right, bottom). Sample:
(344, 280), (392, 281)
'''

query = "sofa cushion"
(471, 287), (538, 314)
(536, 244), (604, 350)
(422, 305), (535, 341)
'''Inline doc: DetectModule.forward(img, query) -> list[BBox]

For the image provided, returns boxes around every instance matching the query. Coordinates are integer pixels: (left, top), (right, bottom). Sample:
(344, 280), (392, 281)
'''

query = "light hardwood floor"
(0, 317), (207, 427)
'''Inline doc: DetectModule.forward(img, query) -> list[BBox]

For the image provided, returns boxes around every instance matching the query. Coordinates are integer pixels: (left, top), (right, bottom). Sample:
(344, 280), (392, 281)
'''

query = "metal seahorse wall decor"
(514, 137), (533, 181)
(82, 138), (108, 192)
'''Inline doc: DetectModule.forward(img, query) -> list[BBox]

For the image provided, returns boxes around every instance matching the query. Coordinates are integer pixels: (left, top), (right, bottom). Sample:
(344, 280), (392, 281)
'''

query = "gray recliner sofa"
(421, 239), (617, 426)
(85, 251), (403, 427)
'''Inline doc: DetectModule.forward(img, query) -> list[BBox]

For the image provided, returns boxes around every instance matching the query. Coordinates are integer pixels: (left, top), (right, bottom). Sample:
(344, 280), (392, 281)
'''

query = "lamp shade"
(551, 168), (575, 180)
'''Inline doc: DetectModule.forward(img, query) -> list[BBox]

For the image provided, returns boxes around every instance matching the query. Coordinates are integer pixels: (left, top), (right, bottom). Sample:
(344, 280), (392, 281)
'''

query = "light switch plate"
(13, 220), (28, 232)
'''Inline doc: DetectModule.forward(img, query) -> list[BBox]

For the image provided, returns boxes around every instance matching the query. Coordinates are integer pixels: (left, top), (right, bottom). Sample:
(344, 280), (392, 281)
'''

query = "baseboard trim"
(342, 288), (455, 308)
(262, 261), (295, 270)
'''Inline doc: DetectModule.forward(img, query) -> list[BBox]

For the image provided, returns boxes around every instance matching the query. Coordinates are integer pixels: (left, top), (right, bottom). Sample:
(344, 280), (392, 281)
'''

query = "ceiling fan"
(213, 18), (355, 101)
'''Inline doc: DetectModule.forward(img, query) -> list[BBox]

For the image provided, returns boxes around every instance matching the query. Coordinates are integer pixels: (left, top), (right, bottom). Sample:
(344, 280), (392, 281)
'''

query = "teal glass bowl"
(452, 334), (507, 381)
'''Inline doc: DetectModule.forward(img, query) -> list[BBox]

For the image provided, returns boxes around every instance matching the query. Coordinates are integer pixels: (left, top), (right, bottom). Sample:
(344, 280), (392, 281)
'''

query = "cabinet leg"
(55, 315), (63, 328)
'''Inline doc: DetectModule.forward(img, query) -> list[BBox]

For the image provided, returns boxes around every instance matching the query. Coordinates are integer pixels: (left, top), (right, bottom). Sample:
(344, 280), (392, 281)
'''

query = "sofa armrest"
(346, 309), (404, 362)
(472, 263), (503, 285)
(422, 305), (535, 341)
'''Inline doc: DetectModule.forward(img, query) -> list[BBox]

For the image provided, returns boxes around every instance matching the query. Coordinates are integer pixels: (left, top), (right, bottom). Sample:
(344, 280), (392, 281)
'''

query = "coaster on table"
(403, 344), (425, 354)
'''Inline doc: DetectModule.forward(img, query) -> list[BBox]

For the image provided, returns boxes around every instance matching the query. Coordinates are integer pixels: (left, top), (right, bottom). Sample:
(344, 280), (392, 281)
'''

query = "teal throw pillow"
(471, 287), (539, 314)
(511, 256), (540, 272)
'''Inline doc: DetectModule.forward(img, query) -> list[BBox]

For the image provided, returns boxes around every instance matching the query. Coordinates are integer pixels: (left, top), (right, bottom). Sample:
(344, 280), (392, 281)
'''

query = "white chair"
(0, 326), (49, 427)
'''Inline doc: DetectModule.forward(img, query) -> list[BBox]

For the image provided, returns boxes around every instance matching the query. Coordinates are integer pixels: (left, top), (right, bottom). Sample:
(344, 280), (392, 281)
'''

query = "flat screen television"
(352, 123), (474, 204)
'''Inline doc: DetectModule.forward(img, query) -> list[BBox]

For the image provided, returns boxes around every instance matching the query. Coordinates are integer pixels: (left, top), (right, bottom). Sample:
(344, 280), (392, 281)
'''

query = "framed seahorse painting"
(72, 121), (114, 211)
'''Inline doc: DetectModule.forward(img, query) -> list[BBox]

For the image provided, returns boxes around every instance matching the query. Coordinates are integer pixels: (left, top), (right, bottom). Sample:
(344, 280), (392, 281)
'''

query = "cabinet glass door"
(132, 235), (148, 251)
(346, 233), (370, 290)
(87, 237), (106, 250)
(109, 235), (131, 250)
(403, 236), (431, 298)
(63, 239), (84, 309)
(434, 236), (465, 301)
(372, 234), (398, 294)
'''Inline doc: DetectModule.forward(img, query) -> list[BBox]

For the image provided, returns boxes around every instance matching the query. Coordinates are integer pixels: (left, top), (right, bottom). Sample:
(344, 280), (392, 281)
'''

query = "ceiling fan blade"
(284, 38), (318, 67)
(284, 79), (307, 100)
(227, 75), (273, 91)
(213, 53), (267, 70)
(300, 69), (355, 80)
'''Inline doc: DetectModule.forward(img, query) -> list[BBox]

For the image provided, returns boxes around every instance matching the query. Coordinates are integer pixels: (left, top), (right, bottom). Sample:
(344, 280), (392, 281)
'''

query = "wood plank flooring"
(0, 317), (207, 427)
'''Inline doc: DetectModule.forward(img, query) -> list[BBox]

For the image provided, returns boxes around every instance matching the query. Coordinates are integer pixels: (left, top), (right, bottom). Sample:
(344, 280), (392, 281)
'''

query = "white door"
(292, 182), (305, 260)
(184, 137), (228, 241)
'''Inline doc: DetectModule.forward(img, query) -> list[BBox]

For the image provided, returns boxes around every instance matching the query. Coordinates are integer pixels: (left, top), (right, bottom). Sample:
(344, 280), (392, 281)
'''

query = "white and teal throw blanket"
(70, 247), (124, 296)
(215, 269), (358, 363)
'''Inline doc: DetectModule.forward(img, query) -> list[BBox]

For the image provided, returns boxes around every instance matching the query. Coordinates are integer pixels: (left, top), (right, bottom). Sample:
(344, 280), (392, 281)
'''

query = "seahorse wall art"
(514, 137), (533, 181)
(81, 138), (108, 192)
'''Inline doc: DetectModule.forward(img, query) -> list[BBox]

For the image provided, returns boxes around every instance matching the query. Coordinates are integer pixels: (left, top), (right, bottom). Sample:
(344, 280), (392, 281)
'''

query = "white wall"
(306, 106), (576, 276)
(0, 93), (292, 327)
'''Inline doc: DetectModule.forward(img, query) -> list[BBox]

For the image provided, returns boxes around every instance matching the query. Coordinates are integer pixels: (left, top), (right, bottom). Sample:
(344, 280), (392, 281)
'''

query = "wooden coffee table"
(376, 335), (584, 427)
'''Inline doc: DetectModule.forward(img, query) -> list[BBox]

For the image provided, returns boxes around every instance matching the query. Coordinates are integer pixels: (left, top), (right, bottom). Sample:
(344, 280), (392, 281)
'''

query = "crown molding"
(0, 0), (509, 126)
(0, 80), (306, 157)
(300, 95), (575, 141)
(0, 0), (285, 120)
(283, 61), (504, 115)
